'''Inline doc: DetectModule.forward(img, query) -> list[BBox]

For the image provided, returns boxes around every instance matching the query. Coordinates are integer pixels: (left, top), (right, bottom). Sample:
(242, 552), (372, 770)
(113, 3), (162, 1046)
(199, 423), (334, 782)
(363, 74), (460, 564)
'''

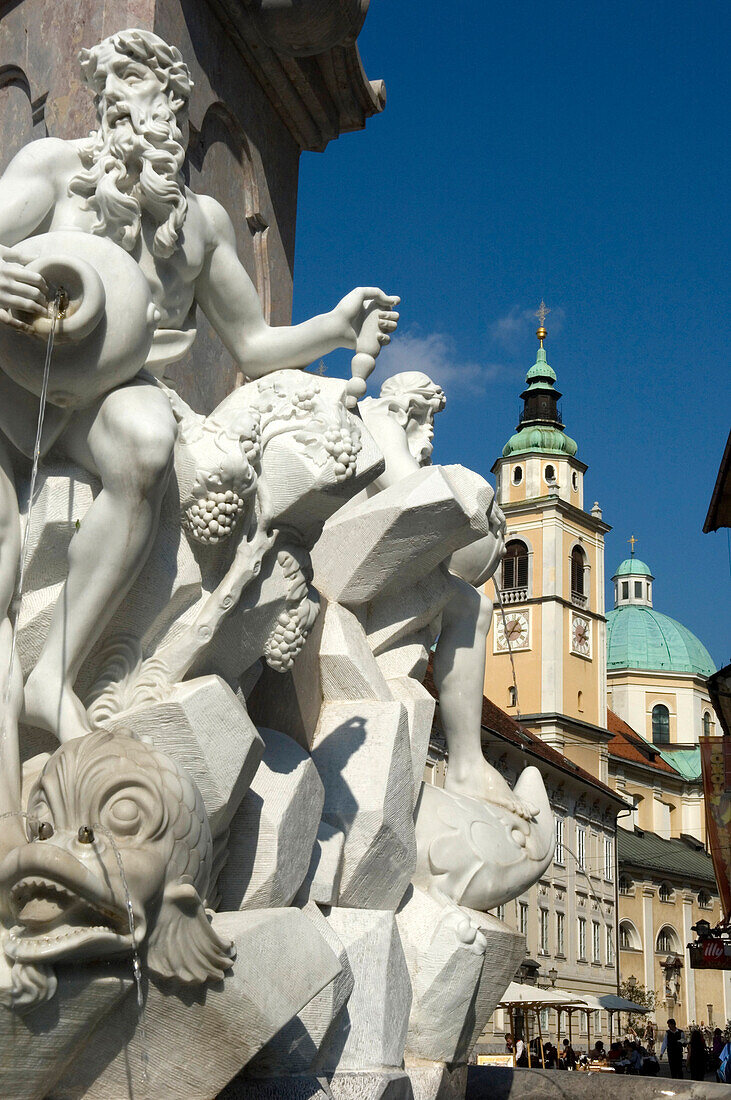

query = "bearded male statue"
(0, 29), (399, 744)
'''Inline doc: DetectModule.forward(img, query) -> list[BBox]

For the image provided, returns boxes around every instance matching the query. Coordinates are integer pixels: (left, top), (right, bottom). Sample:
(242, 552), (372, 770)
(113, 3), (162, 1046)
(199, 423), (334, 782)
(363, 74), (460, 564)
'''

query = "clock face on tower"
(495, 610), (530, 653)
(571, 614), (592, 658)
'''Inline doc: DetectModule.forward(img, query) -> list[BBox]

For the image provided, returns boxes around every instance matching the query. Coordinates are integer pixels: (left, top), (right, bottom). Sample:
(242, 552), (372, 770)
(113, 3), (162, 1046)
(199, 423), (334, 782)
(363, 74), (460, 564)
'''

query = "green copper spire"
(502, 306), (578, 458)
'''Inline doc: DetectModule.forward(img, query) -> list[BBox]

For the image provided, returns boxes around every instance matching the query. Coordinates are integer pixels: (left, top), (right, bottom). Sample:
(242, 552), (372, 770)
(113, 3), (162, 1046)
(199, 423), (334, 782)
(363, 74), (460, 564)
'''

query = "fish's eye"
(38, 822), (54, 841)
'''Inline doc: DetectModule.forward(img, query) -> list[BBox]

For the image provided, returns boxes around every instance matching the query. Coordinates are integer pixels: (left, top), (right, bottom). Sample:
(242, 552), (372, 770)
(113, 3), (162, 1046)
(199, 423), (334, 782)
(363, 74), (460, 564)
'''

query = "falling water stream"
(93, 823), (150, 1091)
(3, 293), (62, 720)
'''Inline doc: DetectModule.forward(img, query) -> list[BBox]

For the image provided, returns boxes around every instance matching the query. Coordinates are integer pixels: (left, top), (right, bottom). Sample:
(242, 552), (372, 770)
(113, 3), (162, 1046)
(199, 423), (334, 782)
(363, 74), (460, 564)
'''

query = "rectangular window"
(540, 1008), (549, 1031)
(555, 818), (565, 864)
(578, 917), (587, 960)
(556, 912), (565, 956)
(519, 902), (529, 937)
(622, 581), (629, 599)
(604, 837), (613, 880)
(592, 921), (601, 963)
(606, 925), (614, 965)
(577, 826), (586, 868)
(495, 904), (505, 922)
(539, 909), (549, 953)
(634, 580), (643, 598)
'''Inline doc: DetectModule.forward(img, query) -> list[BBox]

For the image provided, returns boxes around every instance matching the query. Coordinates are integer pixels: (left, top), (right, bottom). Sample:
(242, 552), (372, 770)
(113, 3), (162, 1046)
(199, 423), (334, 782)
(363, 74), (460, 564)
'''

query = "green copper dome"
(606, 606), (716, 677)
(613, 558), (653, 578)
(503, 425), (578, 458)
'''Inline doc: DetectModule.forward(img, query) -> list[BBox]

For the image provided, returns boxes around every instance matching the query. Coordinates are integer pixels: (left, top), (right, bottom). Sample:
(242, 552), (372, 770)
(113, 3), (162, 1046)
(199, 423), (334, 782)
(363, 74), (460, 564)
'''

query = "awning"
(498, 981), (587, 1008)
(579, 993), (650, 1014)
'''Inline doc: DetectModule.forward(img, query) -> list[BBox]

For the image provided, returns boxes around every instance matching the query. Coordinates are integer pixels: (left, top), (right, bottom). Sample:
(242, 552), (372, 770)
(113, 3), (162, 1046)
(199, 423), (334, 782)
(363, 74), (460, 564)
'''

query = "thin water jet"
(93, 822), (150, 1091)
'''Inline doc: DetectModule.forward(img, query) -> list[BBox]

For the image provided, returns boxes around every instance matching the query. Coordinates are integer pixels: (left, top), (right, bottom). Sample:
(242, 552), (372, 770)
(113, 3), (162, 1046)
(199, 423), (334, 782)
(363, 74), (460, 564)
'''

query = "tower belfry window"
(502, 540), (528, 593)
(652, 704), (670, 745)
(571, 547), (586, 598)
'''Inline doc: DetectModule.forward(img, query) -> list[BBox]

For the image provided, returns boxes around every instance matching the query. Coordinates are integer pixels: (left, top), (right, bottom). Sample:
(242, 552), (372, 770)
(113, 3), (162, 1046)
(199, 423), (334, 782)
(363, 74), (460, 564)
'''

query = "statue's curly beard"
(68, 92), (188, 259)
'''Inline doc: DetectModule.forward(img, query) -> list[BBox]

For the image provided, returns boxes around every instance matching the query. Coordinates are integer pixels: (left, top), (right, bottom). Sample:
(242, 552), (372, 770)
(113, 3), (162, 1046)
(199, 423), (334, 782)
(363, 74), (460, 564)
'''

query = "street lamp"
(548, 967), (558, 987)
(626, 975), (638, 993)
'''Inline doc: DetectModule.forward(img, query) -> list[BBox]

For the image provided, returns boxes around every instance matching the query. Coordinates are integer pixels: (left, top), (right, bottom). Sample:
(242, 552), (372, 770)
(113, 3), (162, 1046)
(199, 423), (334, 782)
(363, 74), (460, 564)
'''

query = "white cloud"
(490, 304), (565, 354)
(371, 328), (505, 396)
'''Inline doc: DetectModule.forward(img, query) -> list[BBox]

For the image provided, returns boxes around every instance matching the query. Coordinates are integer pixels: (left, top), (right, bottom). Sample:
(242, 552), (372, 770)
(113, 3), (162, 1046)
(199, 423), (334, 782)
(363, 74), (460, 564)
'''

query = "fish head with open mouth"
(0, 729), (234, 987)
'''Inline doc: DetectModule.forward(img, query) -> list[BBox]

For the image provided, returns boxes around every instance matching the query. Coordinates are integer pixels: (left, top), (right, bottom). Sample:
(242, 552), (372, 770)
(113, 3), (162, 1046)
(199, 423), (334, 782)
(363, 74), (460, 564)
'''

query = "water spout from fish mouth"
(92, 822), (150, 1092)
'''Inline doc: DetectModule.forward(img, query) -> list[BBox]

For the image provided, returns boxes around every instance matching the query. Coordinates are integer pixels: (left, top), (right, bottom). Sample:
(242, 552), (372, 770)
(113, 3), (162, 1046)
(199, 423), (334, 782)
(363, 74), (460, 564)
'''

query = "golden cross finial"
(628, 534), (638, 556)
(535, 300), (550, 345)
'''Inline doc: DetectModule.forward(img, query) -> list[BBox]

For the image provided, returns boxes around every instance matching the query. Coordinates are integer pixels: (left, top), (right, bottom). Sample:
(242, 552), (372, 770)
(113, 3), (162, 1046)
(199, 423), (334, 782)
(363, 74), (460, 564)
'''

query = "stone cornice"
(206, 0), (385, 151)
(499, 495), (612, 535)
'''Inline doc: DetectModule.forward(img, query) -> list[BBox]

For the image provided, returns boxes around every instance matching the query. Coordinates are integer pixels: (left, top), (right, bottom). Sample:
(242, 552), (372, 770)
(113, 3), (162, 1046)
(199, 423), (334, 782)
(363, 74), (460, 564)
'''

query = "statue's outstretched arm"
(195, 194), (398, 379)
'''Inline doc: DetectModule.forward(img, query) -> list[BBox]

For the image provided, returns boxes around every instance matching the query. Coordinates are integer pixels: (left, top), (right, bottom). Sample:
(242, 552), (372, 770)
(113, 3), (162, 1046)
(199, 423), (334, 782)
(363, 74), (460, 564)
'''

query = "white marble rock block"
(311, 700), (416, 909)
(247, 901), (354, 1076)
(102, 675), (263, 839)
(295, 820), (346, 907)
(0, 967), (131, 1100)
(221, 1071), (413, 1100)
(315, 907), (412, 1074)
(384, 675), (436, 806)
(53, 909), (342, 1100)
(217, 726), (325, 911)
(316, 601), (392, 704)
(311, 464), (494, 607)
(396, 886), (525, 1065)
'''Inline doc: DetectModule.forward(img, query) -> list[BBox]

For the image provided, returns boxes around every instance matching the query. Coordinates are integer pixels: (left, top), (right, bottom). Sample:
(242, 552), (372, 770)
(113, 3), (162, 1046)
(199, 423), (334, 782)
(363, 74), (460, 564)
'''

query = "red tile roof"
(606, 709), (680, 775)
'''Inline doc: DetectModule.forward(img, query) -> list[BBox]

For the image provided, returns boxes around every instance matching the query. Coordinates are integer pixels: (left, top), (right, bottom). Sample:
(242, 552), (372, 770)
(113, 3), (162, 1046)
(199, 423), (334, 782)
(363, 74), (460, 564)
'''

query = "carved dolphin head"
(0, 730), (233, 985)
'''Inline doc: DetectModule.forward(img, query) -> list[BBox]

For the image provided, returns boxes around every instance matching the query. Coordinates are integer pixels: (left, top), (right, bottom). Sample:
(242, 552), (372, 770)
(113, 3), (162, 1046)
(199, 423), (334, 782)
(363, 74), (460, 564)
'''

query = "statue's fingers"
(361, 288), (400, 309)
(0, 309), (32, 334)
(5, 292), (46, 316)
(4, 264), (48, 296)
(377, 333), (391, 346)
(378, 318), (398, 333)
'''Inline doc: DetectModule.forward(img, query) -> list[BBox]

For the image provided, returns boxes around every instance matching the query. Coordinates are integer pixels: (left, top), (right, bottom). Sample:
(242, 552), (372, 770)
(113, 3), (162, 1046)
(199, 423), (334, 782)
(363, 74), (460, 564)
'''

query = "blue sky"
(293, 0), (730, 668)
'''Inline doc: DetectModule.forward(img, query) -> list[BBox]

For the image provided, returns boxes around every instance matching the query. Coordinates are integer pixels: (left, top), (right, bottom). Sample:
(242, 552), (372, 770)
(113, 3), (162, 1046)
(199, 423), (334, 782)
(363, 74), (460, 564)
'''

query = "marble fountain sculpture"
(0, 28), (554, 1100)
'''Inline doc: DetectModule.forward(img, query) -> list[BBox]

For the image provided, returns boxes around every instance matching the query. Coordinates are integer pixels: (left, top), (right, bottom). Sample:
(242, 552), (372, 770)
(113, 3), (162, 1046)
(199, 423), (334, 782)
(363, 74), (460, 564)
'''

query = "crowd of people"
(504, 1018), (731, 1082)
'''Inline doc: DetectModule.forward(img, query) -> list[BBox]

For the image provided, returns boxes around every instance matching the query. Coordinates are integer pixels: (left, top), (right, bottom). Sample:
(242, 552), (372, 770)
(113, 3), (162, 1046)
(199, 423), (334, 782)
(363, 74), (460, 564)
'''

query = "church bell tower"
(485, 304), (613, 780)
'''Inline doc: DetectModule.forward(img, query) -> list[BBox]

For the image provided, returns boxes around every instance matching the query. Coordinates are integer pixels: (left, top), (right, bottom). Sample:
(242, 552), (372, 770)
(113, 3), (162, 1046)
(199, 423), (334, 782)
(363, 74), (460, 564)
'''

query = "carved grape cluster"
(264, 605), (310, 672)
(183, 489), (247, 545)
(323, 425), (358, 480)
(264, 549), (318, 672)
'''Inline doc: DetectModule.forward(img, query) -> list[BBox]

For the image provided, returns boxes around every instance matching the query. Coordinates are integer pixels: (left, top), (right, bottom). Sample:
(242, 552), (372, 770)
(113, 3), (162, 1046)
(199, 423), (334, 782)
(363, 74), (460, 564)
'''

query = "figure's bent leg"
(434, 573), (534, 816)
(24, 380), (177, 742)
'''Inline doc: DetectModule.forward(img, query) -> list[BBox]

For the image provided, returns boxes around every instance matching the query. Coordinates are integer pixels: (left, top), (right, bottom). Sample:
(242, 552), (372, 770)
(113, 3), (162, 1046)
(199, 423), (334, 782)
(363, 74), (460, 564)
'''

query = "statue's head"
(379, 371), (446, 464)
(0, 730), (233, 999)
(70, 29), (193, 258)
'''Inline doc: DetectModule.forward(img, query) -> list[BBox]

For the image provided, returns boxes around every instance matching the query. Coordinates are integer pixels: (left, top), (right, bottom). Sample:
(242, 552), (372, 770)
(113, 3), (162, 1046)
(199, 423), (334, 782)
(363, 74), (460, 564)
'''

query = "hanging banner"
(700, 736), (731, 922)
(689, 937), (731, 970)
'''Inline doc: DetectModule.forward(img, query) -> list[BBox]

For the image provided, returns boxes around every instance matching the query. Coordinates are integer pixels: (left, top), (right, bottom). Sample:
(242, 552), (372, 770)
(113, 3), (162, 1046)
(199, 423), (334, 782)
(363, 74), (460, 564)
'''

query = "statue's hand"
(0, 247), (48, 334)
(333, 287), (399, 352)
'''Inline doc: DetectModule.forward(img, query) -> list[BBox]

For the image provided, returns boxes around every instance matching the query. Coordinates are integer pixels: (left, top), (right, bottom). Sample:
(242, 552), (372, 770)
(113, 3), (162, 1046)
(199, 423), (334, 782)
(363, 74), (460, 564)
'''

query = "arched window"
(619, 875), (633, 897)
(659, 882), (674, 903)
(698, 890), (713, 909)
(656, 926), (680, 954)
(544, 464), (556, 484)
(571, 546), (586, 598)
(512, 465), (523, 485)
(577, 690), (583, 712)
(502, 540), (528, 593)
(703, 711), (712, 736)
(652, 704), (670, 744)
(508, 685), (517, 708)
(619, 920), (640, 951)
